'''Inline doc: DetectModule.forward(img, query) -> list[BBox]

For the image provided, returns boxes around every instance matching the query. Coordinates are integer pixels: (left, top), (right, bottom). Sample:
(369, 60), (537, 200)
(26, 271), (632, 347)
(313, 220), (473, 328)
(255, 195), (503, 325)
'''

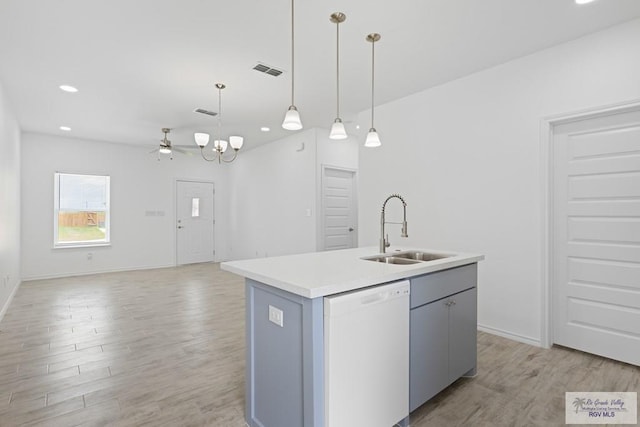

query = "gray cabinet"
(448, 288), (478, 380)
(245, 279), (324, 427)
(409, 265), (477, 412)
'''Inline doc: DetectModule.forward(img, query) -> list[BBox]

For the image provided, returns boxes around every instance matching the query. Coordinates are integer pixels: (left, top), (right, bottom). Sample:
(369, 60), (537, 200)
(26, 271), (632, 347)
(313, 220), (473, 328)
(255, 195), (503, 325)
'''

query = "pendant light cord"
(290, 0), (295, 106)
(218, 86), (222, 144)
(370, 39), (375, 128)
(336, 19), (340, 119)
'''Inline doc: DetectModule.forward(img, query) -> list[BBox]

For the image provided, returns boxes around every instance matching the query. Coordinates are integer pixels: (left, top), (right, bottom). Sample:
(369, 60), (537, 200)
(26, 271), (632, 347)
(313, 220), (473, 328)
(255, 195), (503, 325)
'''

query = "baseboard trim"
(21, 263), (177, 282)
(478, 323), (541, 348)
(0, 279), (22, 323)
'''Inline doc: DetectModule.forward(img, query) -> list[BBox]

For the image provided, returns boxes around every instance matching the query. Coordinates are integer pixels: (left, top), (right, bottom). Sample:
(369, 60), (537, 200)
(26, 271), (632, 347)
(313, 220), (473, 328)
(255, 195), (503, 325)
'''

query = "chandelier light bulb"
(214, 139), (228, 153)
(229, 136), (244, 150)
(194, 132), (210, 148)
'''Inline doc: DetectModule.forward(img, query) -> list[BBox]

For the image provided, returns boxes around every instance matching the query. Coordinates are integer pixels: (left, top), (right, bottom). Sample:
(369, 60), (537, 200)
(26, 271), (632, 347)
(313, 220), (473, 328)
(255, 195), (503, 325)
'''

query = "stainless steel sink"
(392, 251), (451, 261)
(362, 250), (452, 265)
(362, 256), (421, 265)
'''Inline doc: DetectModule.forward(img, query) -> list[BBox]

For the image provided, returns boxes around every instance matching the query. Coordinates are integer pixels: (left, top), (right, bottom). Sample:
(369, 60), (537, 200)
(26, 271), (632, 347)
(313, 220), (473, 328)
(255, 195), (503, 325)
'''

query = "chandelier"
(194, 83), (244, 163)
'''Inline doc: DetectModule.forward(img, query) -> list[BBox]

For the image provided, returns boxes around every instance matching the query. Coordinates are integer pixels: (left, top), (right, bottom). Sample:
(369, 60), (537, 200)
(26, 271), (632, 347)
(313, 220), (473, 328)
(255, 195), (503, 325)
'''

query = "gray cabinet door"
(449, 288), (477, 381)
(409, 298), (450, 412)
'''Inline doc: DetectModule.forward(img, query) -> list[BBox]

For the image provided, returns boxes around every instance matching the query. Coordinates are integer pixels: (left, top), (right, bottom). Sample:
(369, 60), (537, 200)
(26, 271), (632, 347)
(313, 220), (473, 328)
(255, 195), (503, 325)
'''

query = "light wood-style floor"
(0, 263), (638, 426)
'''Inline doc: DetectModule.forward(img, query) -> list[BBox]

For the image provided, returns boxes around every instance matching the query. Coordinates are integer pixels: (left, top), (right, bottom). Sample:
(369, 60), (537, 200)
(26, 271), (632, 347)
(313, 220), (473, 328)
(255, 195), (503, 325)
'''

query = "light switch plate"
(268, 305), (284, 327)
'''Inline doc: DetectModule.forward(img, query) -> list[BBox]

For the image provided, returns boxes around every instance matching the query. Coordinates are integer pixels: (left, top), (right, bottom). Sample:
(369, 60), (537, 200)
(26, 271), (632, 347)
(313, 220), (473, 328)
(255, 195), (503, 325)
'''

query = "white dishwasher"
(324, 280), (410, 427)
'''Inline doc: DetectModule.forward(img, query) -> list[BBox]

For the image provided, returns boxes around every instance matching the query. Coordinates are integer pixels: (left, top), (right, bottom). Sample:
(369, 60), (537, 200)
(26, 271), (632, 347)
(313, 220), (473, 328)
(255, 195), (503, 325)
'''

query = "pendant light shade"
(282, 0), (303, 130)
(330, 119), (347, 140)
(329, 12), (347, 140)
(365, 33), (381, 148)
(282, 106), (302, 130)
(364, 129), (381, 147)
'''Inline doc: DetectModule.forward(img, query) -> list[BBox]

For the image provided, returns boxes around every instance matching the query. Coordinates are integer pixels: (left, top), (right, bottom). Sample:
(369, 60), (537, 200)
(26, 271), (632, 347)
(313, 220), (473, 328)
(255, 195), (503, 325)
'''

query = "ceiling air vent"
(253, 62), (284, 77)
(193, 108), (218, 117)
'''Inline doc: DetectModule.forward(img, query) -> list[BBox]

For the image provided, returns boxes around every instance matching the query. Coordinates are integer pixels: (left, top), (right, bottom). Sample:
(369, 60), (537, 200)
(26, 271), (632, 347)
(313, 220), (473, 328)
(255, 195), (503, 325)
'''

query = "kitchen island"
(222, 246), (484, 427)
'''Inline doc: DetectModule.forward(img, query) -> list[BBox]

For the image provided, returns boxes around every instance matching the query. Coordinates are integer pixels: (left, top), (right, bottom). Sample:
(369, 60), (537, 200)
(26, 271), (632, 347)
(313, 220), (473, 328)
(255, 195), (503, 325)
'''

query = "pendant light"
(364, 33), (381, 148)
(193, 83), (244, 163)
(282, 0), (303, 130)
(329, 12), (347, 140)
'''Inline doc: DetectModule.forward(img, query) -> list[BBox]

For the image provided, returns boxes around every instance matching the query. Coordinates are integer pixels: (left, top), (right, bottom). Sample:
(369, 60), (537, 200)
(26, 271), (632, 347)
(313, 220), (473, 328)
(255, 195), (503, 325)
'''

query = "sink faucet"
(380, 194), (408, 253)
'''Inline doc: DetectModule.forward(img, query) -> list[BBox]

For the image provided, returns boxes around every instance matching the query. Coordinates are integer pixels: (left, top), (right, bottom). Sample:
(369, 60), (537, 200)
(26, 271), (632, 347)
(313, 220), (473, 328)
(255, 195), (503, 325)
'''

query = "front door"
(552, 108), (640, 366)
(176, 180), (215, 265)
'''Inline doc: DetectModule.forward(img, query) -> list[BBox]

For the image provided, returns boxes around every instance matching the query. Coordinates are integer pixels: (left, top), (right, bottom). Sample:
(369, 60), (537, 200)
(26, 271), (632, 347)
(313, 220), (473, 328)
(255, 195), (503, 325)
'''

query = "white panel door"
(552, 109), (640, 366)
(176, 180), (215, 265)
(321, 167), (357, 251)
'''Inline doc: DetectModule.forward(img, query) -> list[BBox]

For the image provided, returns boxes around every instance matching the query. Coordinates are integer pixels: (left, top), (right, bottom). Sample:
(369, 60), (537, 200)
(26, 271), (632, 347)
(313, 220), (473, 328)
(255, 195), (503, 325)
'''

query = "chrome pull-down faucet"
(380, 194), (408, 253)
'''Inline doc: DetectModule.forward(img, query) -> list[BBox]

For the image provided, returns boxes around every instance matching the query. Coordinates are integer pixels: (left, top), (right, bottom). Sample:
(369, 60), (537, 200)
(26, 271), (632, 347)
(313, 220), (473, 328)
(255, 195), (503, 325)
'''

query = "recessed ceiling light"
(59, 126), (71, 131)
(59, 85), (78, 93)
(261, 127), (270, 132)
(575, 0), (596, 4)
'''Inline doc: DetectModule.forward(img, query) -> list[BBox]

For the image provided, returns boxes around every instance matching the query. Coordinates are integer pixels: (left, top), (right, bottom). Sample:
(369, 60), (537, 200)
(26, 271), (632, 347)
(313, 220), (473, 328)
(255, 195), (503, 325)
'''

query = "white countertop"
(221, 246), (484, 299)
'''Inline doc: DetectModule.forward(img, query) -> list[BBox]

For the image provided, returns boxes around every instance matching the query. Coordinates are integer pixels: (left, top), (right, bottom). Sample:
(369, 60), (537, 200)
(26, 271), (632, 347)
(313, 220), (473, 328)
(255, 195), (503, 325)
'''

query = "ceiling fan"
(150, 128), (193, 160)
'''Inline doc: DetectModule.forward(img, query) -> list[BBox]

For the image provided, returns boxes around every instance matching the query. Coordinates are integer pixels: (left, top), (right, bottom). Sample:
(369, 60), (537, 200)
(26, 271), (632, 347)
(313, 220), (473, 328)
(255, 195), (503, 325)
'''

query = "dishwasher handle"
(324, 281), (411, 317)
(360, 293), (388, 305)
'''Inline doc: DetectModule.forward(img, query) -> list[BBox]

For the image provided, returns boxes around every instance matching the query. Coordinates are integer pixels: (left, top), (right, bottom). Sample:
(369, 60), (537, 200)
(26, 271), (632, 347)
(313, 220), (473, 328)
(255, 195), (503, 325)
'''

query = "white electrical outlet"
(87, 252), (93, 261)
(268, 305), (284, 327)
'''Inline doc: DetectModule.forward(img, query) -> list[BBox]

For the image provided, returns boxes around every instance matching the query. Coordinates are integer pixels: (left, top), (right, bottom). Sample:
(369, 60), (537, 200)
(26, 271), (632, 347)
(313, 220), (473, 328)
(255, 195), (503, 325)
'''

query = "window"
(54, 173), (110, 247)
(191, 197), (200, 217)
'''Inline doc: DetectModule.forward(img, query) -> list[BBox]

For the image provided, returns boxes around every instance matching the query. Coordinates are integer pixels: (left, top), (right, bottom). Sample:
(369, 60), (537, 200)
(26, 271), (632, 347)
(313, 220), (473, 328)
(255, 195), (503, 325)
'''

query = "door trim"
(174, 178), (216, 265)
(540, 99), (640, 349)
(318, 165), (358, 252)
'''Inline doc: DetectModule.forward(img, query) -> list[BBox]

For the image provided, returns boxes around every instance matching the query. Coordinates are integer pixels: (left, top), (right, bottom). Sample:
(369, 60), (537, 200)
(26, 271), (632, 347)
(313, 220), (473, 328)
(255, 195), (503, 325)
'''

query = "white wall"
(0, 81), (21, 318)
(357, 19), (640, 345)
(20, 127), (359, 277)
(228, 129), (317, 260)
(316, 128), (359, 170)
(228, 128), (358, 260)
(21, 133), (229, 279)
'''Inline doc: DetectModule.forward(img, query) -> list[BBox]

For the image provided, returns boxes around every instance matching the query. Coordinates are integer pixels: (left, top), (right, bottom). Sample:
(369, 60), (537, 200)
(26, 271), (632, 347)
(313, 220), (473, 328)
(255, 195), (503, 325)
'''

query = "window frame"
(53, 172), (111, 249)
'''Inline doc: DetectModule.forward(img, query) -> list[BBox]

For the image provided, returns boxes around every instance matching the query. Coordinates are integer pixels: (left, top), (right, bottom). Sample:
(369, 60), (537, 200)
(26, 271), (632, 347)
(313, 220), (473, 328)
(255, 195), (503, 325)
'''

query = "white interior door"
(321, 167), (357, 251)
(552, 108), (640, 366)
(176, 180), (215, 265)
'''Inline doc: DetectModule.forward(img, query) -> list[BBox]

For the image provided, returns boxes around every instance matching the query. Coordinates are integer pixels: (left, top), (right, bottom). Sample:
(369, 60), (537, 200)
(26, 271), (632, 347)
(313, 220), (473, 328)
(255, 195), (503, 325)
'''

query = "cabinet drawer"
(410, 264), (477, 309)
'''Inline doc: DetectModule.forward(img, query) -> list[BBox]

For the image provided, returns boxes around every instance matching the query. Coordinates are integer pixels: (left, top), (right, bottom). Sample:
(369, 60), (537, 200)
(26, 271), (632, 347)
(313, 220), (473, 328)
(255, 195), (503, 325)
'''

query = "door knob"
(177, 225), (184, 229)
(348, 227), (354, 232)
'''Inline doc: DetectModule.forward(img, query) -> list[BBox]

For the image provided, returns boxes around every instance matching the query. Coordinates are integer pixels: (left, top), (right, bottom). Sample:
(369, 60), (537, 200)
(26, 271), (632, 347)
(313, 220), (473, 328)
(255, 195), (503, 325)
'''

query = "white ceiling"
(1, 0), (640, 151)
